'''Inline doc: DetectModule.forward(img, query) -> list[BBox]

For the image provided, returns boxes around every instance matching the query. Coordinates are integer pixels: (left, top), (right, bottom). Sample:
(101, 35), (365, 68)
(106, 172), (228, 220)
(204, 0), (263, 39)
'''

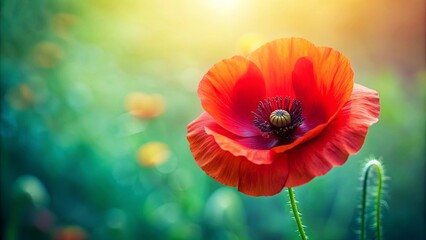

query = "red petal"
(285, 84), (380, 187)
(187, 112), (241, 187)
(198, 56), (266, 137)
(187, 112), (290, 196)
(269, 47), (354, 154)
(293, 57), (333, 128)
(238, 155), (289, 196)
(248, 38), (317, 97)
(205, 124), (279, 165)
(292, 52), (353, 129)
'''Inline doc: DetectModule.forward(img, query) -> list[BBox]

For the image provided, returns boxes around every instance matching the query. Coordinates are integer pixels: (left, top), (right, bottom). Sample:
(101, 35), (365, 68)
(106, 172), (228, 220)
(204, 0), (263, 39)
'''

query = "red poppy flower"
(187, 38), (380, 196)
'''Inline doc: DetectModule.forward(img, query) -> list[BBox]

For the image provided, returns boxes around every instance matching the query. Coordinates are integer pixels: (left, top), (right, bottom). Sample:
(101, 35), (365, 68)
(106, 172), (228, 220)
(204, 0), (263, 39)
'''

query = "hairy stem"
(360, 159), (383, 240)
(288, 187), (308, 240)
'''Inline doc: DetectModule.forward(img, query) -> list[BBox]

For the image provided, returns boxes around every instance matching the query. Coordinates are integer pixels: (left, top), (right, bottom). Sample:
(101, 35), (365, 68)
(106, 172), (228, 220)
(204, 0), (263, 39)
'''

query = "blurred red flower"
(187, 38), (380, 196)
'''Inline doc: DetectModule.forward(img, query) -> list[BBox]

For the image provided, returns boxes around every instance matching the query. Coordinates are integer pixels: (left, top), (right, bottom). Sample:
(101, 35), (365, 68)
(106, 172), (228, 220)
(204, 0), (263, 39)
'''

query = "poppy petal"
(204, 125), (278, 165)
(238, 155), (289, 196)
(198, 56), (266, 137)
(187, 112), (241, 187)
(292, 51), (354, 131)
(248, 38), (316, 97)
(187, 112), (290, 196)
(269, 49), (354, 154)
(285, 84), (380, 187)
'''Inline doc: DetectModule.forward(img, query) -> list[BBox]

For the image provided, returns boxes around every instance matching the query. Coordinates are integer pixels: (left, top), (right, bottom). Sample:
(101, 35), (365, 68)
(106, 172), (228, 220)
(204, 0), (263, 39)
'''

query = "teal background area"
(1, 1), (425, 239)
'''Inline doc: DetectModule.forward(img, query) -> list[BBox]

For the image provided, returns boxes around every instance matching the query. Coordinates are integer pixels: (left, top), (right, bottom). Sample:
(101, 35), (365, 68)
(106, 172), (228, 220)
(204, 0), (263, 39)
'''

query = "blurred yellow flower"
(32, 41), (64, 68)
(137, 142), (170, 167)
(54, 225), (87, 240)
(7, 84), (36, 109)
(125, 92), (166, 119)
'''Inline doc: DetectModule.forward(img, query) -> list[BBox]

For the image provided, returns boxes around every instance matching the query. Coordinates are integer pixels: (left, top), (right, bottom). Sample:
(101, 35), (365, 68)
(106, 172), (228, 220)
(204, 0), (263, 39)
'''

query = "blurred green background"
(1, 0), (425, 239)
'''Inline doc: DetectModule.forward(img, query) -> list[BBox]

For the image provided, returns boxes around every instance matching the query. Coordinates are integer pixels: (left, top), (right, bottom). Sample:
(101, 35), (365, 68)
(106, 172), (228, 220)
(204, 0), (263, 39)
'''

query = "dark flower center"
(252, 96), (304, 142)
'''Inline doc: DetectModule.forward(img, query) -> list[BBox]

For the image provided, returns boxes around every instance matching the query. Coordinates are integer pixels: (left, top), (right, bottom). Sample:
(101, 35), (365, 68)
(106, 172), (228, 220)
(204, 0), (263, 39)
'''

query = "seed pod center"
(269, 109), (291, 127)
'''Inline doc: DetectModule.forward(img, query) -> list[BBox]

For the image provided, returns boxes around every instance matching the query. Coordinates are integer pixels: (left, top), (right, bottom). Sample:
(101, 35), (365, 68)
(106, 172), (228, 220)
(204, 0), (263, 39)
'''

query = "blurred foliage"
(1, 0), (425, 240)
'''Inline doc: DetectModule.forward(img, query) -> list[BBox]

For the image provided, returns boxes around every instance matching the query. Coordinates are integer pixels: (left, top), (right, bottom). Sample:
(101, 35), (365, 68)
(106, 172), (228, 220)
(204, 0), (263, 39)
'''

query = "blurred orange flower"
(53, 225), (87, 240)
(125, 92), (166, 119)
(7, 84), (36, 109)
(52, 13), (78, 39)
(137, 142), (170, 167)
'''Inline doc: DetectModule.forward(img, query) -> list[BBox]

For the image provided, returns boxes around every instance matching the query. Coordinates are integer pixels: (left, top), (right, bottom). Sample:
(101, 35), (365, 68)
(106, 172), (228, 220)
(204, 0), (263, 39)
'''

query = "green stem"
(288, 187), (308, 240)
(360, 160), (383, 240)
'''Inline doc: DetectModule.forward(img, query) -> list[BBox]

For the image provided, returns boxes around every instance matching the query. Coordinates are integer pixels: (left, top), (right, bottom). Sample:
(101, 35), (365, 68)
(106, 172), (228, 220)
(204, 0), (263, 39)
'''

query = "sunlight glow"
(209, 0), (239, 12)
